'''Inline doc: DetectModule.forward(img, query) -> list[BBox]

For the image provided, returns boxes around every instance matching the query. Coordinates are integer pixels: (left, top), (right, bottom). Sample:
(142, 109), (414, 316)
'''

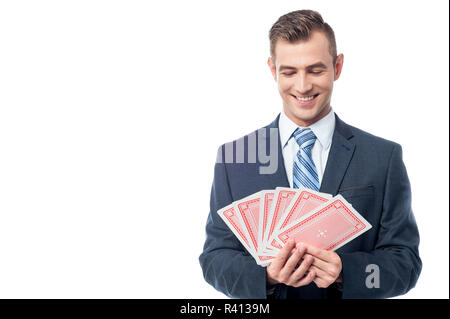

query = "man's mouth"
(293, 94), (319, 101)
(291, 94), (319, 105)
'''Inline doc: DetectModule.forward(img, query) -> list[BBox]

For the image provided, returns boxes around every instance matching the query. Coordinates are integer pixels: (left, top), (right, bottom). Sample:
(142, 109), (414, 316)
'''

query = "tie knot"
(293, 128), (317, 149)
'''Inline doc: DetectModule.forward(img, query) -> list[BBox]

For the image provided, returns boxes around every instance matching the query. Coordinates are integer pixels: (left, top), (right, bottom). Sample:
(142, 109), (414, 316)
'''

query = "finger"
(304, 253), (329, 272)
(307, 254), (342, 280)
(302, 243), (334, 262)
(279, 245), (306, 281)
(270, 239), (296, 272)
(286, 244), (307, 270)
(310, 265), (336, 286)
(292, 269), (316, 288)
(313, 275), (333, 289)
(309, 265), (328, 279)
(289, 253), (314, 284)
(313, 276), (327, 288)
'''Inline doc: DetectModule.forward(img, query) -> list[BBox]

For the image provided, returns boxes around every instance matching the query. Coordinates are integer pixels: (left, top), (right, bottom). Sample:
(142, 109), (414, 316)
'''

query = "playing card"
(277, 188), (332, 232)
(217, 188), (371, 268)
(233, 191), (263, 254)
(265, 188), (331, 250)
(273, 195), (372, 251)
(217, 203), (255, 256)
(255, 255), (276, 267)
(262, 187), (298, 252)
(258, 190), (274, 254)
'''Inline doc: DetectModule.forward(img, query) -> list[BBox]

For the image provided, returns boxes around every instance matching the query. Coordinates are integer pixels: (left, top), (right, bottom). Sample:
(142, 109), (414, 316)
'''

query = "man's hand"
(266, 239), (315, 287)
(302, 243), (343, 288)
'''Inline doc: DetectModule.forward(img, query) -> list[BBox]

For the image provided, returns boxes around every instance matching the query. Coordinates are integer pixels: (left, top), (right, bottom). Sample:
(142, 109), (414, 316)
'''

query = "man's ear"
(267, 57), (277, 81)
(334, 53), (344, 81)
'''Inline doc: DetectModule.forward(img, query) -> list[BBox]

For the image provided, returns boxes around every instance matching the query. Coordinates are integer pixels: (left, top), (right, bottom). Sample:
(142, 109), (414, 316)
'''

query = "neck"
(284, 105), (331, 127)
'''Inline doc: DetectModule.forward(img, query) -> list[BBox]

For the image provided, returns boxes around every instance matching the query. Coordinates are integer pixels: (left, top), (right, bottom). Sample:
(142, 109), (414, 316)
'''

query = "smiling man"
(199, 10), (421, 299)
(270, 31), (341, 128)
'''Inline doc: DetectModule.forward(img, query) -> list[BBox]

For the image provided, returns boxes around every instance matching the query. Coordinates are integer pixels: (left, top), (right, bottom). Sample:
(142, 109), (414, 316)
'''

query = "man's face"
(268, 30), (344, 127)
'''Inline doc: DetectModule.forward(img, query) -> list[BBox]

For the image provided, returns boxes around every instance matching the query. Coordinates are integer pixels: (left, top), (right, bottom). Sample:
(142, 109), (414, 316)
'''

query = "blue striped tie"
(292, 128), (320, 191)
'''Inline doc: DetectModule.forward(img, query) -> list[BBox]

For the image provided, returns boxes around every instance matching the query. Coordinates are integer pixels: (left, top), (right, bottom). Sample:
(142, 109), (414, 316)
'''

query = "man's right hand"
(266, 239), (315, 287)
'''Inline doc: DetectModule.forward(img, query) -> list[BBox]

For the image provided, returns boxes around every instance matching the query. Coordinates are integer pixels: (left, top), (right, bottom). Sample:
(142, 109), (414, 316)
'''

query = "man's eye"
(282, 73), (295, 76)
(311, 70), (323, 74)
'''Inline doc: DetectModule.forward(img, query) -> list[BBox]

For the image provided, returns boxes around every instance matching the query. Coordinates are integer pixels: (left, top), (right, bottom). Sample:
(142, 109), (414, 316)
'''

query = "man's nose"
(295, 73), (313, 93)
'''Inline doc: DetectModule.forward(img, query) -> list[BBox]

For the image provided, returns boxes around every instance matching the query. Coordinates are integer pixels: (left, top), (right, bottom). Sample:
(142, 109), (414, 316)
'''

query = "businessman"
(199, 10), (421, 299)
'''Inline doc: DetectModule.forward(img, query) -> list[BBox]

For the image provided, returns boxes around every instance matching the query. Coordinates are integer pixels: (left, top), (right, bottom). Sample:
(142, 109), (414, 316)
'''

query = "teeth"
(297, 95), (315, 101)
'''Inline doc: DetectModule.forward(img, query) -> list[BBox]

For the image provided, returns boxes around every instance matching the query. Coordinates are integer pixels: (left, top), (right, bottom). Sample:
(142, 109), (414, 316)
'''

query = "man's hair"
(269, 10), (337, 66)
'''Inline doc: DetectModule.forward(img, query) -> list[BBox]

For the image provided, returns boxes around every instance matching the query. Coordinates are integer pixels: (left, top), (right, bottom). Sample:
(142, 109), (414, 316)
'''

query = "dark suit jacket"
(199, 113), (422, 299)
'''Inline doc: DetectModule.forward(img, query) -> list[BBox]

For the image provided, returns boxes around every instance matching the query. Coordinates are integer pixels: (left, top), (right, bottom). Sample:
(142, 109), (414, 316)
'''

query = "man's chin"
(285, 107), (329, 126)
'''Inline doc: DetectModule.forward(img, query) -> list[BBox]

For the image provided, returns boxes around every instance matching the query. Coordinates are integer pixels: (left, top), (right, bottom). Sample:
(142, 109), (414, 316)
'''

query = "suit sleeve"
(198, 147), (267, 298)
(339, 144), (422, 298)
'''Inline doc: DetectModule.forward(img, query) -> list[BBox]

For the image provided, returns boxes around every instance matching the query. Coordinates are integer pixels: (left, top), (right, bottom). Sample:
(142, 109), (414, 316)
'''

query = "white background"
(0, 0), (448, 298)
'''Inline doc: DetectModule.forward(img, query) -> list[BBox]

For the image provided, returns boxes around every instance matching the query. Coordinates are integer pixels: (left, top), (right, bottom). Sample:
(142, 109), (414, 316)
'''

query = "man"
(199, 10), (421, 299)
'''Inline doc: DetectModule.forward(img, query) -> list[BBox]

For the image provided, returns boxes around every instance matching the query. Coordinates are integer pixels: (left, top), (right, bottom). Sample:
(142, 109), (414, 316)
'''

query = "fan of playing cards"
(217, 187), (372, 267)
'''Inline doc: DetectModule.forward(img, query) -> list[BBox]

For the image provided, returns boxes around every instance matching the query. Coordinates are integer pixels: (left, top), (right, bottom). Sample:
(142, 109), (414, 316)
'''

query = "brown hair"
(269, 10), (337, 65)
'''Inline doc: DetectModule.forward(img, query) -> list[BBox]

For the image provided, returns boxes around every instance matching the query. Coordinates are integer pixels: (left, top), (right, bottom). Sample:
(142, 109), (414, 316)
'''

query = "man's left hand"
(299, 242), (343, 288)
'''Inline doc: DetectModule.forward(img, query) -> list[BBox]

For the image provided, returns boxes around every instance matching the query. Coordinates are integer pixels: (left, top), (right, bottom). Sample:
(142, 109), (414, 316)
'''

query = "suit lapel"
(320, 114), (355, 195)
(261, 114), (290, 189)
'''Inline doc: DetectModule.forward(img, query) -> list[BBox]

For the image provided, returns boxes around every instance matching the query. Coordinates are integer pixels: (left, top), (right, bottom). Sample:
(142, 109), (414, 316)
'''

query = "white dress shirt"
(278, 108), (336, 187)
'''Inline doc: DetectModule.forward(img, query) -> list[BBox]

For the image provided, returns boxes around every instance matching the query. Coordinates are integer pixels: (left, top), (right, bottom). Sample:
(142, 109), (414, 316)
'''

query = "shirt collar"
(279, 108), (335, 149)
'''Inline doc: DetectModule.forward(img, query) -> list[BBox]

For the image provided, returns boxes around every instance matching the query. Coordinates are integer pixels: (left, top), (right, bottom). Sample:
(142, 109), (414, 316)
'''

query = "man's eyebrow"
(307, 62), (328, 69)
(278, 65), (297, 72)
(278, 62), (328, 72)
